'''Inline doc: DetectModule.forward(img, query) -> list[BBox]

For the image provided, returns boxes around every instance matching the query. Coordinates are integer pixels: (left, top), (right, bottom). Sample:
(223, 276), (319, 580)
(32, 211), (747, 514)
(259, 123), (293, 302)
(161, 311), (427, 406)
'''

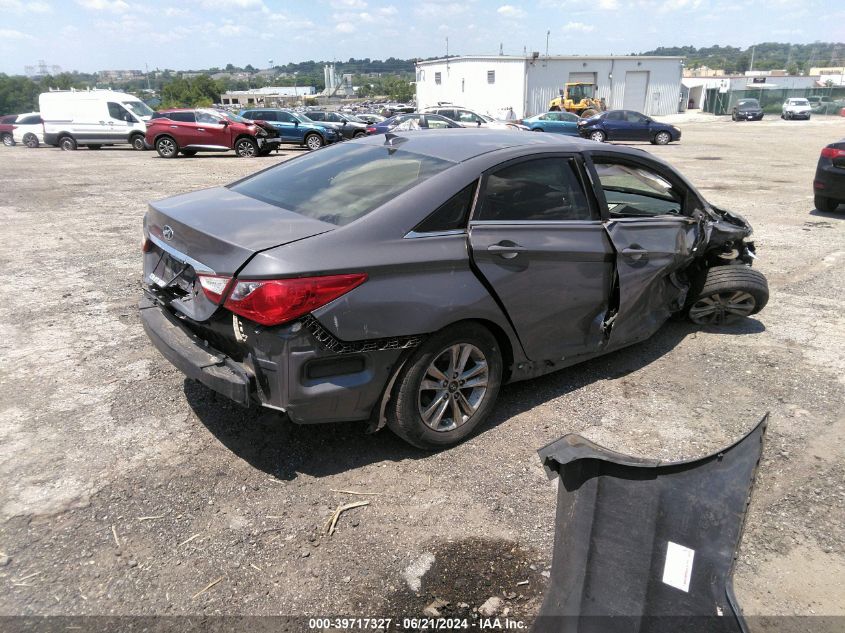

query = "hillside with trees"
(638, 42), (844, 75)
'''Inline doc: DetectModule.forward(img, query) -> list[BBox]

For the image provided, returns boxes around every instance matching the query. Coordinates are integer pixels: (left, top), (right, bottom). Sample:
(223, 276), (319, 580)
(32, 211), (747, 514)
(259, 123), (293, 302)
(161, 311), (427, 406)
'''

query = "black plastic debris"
(534, 415), (768, 633)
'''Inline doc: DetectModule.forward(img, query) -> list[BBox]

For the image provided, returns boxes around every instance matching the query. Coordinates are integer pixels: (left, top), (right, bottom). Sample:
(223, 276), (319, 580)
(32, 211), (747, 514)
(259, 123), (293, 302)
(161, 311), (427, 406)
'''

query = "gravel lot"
(1, 116), (843, 626)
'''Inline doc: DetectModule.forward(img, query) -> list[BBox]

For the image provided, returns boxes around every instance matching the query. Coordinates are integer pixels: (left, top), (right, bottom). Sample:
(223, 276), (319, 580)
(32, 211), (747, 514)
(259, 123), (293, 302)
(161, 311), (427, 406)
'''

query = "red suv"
(145, 108), (281, 158)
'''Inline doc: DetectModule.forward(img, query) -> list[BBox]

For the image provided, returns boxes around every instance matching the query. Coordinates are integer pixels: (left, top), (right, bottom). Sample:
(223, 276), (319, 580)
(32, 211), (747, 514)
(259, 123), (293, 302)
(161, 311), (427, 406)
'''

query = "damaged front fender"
(534, 415), (767, 633)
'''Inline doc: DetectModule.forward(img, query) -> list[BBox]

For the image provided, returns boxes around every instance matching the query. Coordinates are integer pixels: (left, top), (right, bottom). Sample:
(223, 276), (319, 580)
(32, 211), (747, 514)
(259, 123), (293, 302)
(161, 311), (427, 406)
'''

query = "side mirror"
(477, 120), (482, 127)
(294, 120), (299, 126)
(221, 119), (229, 126)
(342, 120), (347, 126)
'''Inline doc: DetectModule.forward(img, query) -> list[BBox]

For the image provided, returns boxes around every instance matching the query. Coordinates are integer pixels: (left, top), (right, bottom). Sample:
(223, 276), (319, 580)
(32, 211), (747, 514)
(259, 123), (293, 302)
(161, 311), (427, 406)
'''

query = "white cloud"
(376, 5), (397, 16)
(563, 21), (594, 32)
(597, 0), (618, 8)
(0, 27), (34, 39)
(497, 4), (526, 17)
(0, 0), (51, 11)
(335, 22), (356, 33)
(218, 21), (247, 36)
(76, 0), (129, 12)
(331, 0), (367, 8)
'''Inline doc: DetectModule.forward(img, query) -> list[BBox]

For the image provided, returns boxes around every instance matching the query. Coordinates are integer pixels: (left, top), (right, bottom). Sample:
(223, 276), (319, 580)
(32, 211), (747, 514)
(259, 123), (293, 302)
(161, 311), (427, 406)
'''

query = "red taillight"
(198, 275), (233, 303)
(220, 273), (368, 326)
(366, 126), (376, 134)
(821, 147), (845, 159)
(142, 237), (152, 252)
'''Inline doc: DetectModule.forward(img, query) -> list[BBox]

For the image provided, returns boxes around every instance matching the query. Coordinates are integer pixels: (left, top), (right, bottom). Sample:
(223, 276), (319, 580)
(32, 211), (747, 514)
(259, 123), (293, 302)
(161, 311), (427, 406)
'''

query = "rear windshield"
(230, 143), (454, 226)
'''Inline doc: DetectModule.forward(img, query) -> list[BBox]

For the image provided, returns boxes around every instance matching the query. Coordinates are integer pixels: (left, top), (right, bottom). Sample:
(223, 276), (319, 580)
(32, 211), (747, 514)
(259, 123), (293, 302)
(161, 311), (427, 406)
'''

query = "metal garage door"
(623, 71), (649, 112)
(568, 72), (596, 85)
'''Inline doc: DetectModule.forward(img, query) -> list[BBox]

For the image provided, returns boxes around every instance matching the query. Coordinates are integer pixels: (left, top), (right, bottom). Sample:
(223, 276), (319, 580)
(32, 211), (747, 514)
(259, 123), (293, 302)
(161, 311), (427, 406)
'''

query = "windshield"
(738, 99), (759, 108)
(568, 84), (595, 102)
(230, 144), (454, 226)
(790, 99), (809, 106)
(123, 101), (154, 117)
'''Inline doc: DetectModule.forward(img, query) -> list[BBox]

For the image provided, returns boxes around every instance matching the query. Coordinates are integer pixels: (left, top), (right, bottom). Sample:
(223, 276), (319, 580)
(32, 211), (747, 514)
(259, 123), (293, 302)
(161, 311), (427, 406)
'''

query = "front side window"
(108, 102), (133, 122)
(196, 111), (222, 124)
(605, 111), (624, 121)
(457, 110), (483, 124)
(476, 158), (592, 222)
(230, 144), (454, 226)
(593, 161), (683, 217)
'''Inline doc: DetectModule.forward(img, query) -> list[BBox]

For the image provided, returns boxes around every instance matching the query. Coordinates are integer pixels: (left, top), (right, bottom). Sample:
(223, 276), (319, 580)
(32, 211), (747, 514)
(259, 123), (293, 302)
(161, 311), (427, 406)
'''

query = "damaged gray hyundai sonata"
(140, 129), (768, 449)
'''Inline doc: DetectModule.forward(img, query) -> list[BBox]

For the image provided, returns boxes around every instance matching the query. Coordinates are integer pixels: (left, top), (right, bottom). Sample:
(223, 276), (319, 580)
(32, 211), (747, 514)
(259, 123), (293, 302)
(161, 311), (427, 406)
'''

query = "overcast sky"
(1, 0), (842, 74)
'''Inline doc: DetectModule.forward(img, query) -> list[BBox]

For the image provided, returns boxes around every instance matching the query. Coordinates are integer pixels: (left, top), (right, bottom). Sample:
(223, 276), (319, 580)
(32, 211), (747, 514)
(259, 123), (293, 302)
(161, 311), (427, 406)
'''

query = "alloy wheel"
(688, 291), (756, 325)
(157, 138), (176, 157)
(236, 140), (257, 157)
(306, 135), (323, 150)
(417, 343), (489, 432)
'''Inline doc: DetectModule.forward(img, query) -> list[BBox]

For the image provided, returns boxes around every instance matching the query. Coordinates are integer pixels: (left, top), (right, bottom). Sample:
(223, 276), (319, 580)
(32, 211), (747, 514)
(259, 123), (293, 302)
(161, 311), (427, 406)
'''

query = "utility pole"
(749, 46), (755, 72)
(545, 30), (550, 57)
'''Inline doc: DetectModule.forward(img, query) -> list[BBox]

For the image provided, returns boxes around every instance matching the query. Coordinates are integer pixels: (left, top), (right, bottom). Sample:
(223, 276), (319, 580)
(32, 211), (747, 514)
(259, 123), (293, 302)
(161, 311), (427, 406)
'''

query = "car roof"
(353, 128), (630, 163)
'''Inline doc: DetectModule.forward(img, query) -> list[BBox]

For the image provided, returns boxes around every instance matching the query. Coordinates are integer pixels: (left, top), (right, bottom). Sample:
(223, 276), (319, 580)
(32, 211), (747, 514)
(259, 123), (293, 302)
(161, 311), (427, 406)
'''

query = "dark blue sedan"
(577, 110), (681, 145)
(521, 111), (580, 135)
(239, 108), (341, 150)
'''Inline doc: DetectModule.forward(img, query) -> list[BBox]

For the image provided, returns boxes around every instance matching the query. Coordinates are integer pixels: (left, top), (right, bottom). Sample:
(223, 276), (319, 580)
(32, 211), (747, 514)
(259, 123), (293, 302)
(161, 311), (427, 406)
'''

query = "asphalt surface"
(0, 116), (843, 627)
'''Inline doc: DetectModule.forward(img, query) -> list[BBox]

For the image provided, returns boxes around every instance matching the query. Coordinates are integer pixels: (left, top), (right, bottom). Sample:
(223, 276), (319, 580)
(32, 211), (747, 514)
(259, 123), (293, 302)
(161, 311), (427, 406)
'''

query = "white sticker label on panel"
(662, 541), (695, 593)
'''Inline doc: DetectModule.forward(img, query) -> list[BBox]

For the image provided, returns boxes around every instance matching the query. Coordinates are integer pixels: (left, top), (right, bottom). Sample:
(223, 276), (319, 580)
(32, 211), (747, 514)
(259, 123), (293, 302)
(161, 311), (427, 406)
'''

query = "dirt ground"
(0, 116), (843, 628)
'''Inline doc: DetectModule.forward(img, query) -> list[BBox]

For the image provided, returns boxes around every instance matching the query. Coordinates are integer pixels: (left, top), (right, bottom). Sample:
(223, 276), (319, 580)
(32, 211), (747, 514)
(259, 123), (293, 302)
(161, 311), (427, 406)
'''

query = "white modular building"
(415, 55), (685, 119)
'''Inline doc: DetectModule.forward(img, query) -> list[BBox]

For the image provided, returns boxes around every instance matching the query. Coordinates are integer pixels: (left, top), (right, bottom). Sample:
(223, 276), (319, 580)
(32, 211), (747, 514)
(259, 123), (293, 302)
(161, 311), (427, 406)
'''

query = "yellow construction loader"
(548, 83), (604, 117)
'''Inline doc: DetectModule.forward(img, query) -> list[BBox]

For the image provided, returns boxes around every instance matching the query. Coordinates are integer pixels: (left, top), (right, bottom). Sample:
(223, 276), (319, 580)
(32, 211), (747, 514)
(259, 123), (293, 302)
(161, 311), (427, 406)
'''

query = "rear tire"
(130, 134), (146, 151)
(814, 195), (840, 213)
(687, 266), (769, 326)
(386, 323), (503, 450)
(353, 131), (367, 139)
(234, 137), (258, 157)
(155, 136), (179, 158)
(59, 136), (77, 151)
(23, 133), (39, 148)
(532, 127), (544, 132)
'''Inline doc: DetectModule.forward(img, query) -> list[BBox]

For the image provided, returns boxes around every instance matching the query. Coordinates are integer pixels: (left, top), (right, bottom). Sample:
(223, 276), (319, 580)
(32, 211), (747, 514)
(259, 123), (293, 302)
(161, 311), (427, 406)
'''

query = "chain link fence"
(703, 86), (845, 116)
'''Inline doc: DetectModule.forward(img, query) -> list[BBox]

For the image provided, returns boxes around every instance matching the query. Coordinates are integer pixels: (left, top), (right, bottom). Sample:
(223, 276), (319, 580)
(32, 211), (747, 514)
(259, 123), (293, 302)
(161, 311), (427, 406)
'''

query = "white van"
(39, 89), (154, 151)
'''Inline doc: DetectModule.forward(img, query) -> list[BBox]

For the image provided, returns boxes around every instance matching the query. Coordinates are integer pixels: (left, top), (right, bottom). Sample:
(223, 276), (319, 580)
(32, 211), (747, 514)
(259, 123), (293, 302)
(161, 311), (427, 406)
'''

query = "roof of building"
(416, 55), (684, 66)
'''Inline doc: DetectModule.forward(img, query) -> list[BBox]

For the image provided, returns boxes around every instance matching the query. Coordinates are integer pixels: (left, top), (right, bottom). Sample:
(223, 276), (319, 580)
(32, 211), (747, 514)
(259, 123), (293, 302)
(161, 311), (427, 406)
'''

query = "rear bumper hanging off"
(534, 415), (767, 633)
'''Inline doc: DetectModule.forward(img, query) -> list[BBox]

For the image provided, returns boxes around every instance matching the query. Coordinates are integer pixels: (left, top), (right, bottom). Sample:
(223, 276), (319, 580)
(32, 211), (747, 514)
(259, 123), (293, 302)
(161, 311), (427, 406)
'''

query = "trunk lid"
(143, 186), (332, 322)
(145, 186), (332, 276)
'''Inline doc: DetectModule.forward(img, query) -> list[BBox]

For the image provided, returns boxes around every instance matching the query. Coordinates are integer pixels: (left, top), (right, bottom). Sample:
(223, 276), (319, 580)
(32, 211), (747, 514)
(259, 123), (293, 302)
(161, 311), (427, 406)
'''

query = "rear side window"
(306, 112), (324, 121)
(17, 115), (41, 125)
(167, 112), (196, 123)
(241, 111), (256, 119)
(476, 158), (592, 222)
(230, 144), (454, 226)
(413, 183), (476, 233)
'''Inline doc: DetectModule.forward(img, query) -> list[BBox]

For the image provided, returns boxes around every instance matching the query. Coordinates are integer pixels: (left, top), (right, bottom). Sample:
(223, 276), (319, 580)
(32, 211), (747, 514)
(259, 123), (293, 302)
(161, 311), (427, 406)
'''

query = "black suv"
(301, 111), (368, 139)
(814, 140), (845, 212)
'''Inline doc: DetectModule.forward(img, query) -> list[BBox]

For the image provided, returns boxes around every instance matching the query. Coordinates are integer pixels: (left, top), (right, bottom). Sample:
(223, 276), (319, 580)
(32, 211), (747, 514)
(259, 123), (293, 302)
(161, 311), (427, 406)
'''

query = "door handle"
(99, 121), (105, 124)
(197, 128), (205, 132)
(622, 247), (649, 261)
(488, 242), (526, 259)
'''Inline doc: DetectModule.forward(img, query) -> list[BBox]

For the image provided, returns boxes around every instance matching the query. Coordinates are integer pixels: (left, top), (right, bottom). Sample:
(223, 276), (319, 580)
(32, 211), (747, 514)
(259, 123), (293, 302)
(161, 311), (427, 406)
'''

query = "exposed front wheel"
(814, 195), (840, 213)
(234, 137), (258, 157)
(304, 133), (324, 150)
(589, 130), (606, 142)
(59, 136), (77, 151)
(687, 266), (769, 326)
(653, 131), (671, 145)
(155, 136), (179, 158)
(23, 133), (39, 148)
(1, 133), (13, 147)
(386, 323), (503, 450)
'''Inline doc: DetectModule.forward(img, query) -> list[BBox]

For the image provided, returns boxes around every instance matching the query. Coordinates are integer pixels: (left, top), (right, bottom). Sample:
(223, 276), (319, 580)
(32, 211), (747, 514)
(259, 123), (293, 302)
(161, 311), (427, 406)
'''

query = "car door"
(194, 111), (229, 147)
(585, 153), (701, 348)
(107, 102), (137, 142)
(601, 111), (626, 140)
(625, 111), (652, 141)
(468, 155), (614, 362)
(274, 111), (303, 142)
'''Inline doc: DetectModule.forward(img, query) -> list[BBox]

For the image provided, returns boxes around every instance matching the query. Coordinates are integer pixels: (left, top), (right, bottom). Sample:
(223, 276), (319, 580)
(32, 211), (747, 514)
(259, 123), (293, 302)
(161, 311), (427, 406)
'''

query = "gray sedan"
(141, 130), (768, 449)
